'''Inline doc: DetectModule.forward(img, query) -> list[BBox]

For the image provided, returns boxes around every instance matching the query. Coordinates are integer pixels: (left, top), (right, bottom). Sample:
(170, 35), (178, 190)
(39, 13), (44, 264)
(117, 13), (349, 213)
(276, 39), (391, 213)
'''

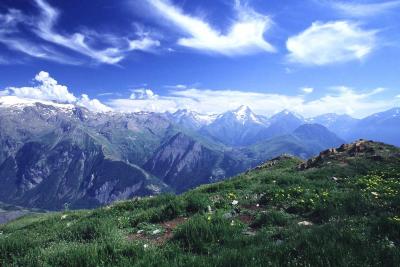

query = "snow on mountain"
(0, 95), (111, 114)
(0, 96), (75, 110)
(270, 109), (304, 123)
(168, 109), (217, 130)
(230, 105), (263, 125)
(201, 106), (268, 146)
(308, 113), (357, 128)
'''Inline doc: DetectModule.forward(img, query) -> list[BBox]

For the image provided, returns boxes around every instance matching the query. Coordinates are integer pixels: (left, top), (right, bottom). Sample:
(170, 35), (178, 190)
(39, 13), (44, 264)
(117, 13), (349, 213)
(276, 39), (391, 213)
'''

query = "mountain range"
(0, 95), (399, 210)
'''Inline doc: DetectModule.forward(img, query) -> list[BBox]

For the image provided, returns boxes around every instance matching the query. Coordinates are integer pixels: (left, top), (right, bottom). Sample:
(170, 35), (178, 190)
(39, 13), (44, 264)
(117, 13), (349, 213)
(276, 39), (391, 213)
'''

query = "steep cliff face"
(144, 133), (230, 192)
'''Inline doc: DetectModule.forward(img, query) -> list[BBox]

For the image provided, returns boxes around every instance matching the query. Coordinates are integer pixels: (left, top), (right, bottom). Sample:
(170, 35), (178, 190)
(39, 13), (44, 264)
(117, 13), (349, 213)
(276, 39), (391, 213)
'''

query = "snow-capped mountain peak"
(169, 109), (217, 129)
(270, 109), (304, 122)
(230, 105), (262, 125)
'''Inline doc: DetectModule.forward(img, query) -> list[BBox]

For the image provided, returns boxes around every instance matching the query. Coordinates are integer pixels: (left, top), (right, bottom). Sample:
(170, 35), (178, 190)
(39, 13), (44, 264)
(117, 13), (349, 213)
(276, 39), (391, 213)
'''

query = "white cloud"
(130, 89), (158, 100)
(97, 92), (119, 97)
(331, 1), (400, 17)
(7, 71), (77, 103)
(0, 0), (160, 65)
(2, 71), (111, 112)
(33, 0), (159, 64)
(108, 98), (177, 113)
(173, 84), (188, 90)
(107, 86), (396, 118)
(0, 38), (81, 65)
(286, 21), (377, 65)
(301, 87), (314, 94)
(0, 90), (10, 96)
(146, 0), (275, 55)
(299, 87), (391, 117)
(396, 94), (400, 98)
(77, 94), (112, 112)
(129, 37), (160, 51)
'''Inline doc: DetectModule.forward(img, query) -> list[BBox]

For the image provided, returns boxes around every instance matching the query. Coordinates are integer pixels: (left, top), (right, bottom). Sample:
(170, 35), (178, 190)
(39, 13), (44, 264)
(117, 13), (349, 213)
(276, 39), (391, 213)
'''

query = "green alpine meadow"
(1, 140), (399, 266)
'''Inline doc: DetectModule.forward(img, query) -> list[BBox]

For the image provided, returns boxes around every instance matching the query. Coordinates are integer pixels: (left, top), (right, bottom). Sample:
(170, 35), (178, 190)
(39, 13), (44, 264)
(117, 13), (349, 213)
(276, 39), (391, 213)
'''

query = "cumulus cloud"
(77, 94), (112, 112)
(107, 86), (397, 118)
(330, 1), (400, 17)
(0, 0), (160, 64)
(7, 71), (77, 103)
(1, 71), (111, 112)
(301, 87), (314, 94)
(146, 0), (275, 55)
(130, 89), (158, 100)
(286, 21), (377, 65)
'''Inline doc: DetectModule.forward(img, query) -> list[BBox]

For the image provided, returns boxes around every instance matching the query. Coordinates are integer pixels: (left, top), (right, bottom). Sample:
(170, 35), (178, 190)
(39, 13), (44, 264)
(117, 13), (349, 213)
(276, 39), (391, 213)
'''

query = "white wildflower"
(298, 221), (313, 226)
(61, 214), (68, 220)
(152, 229), (161, 235)
(232, 200), (239, 205)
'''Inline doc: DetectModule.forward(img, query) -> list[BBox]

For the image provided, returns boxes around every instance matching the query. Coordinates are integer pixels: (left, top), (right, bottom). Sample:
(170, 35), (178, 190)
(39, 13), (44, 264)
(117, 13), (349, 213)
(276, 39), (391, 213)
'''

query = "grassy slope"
(0, 141), (399, 266)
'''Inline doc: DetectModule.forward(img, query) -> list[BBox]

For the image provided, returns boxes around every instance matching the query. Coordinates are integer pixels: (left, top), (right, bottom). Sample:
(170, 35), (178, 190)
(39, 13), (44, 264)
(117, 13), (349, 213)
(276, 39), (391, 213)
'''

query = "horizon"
(1, 90), (399, 120)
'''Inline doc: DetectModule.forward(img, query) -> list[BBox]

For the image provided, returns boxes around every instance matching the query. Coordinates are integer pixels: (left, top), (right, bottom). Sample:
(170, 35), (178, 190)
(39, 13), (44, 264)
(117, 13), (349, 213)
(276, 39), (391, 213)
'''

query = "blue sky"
(0, 0), (399, 117)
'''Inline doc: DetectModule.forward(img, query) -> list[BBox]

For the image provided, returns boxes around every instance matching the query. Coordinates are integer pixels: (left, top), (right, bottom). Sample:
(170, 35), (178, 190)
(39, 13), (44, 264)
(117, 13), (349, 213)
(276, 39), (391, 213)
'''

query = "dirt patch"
(128, 216), (188, 245)
(237, 214), (254, 225)
(241, 204), (263, 212)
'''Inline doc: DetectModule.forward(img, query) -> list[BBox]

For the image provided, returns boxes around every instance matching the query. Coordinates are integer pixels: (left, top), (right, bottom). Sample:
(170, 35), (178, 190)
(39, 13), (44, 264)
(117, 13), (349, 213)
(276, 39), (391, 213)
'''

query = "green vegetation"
(1, 141), (400, 266)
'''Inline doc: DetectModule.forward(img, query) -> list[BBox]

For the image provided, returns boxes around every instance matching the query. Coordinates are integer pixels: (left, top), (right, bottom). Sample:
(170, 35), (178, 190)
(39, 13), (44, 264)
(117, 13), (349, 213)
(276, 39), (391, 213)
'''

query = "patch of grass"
(173, 214), (244, 254)
(251, 210), (293, 228)
(184, 193), (209, 214)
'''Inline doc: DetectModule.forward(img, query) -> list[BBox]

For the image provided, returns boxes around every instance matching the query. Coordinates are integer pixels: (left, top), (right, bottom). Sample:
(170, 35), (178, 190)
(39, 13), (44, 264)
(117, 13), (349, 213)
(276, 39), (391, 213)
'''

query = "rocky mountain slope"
(0, 103), (172, 210)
